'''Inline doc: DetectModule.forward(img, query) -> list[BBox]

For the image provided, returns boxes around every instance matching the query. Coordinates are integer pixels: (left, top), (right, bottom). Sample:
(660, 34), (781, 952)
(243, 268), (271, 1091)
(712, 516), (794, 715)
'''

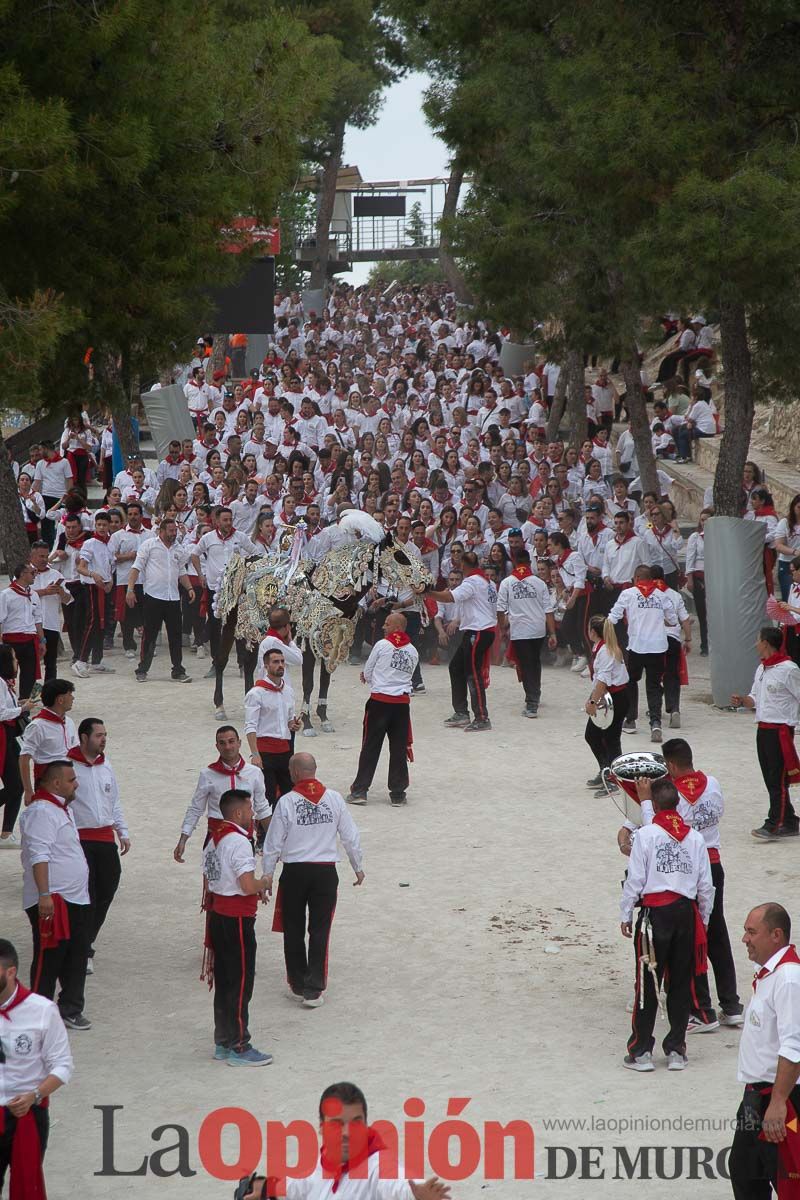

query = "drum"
(589, 693), (614, 729)
(601, 751), (668, 827)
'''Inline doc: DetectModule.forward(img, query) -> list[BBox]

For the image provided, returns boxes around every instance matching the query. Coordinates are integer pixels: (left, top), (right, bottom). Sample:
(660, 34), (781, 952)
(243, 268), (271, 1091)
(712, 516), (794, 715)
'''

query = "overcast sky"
(341, 71), (449, 283)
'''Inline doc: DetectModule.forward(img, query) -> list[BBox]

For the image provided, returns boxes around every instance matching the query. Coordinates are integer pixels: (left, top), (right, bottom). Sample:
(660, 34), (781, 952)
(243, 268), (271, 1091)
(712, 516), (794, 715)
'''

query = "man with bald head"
(19, 760), (92, 1029)
(348, 612), (419, 806)
(262, 753), (364, 1008)
(730, 902), (800, 1197)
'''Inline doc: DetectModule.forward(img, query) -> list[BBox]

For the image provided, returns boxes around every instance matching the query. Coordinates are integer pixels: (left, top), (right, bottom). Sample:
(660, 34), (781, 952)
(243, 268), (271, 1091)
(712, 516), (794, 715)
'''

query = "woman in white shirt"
(773, 494), (800, 600)
(685, 508), (711, 656)
(745, 487), (780, 595)
(584, 615), (630, 792)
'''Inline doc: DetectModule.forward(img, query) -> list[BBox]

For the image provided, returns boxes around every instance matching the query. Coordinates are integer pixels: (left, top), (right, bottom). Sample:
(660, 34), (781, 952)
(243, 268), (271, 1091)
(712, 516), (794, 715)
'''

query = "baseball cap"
(586, 503), (604, 513)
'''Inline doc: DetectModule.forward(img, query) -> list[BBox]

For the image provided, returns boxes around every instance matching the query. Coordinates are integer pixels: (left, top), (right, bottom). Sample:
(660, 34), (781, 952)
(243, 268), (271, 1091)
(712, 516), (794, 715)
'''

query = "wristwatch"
(33, 1087), (43, 1105)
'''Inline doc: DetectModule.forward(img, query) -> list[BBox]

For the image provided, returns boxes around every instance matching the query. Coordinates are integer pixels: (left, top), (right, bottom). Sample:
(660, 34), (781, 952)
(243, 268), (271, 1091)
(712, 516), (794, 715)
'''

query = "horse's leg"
(213, 612), (237, 710)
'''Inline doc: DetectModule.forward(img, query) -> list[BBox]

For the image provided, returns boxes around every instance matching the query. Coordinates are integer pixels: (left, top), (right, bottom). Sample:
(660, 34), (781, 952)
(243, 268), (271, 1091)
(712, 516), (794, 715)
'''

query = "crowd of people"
(2, 280), (800, 1198)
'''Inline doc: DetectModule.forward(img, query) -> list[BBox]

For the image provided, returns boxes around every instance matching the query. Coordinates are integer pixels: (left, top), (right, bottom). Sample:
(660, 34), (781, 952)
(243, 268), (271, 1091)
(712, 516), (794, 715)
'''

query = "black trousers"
(663, 637), (682, 714)
(626, 649), (665, 725)
(182, 587), (207, 646)
(6, 639), (37, 701)
(27, 900), (90, 1019)
(756, 726), (798, 829)
(403, 612), (424, 687)
(584, 689), (629, 769)
(512, 637), (544, 706)
(259, 749), (292, 808)
(121, 583), (144, 652)
(279, 862), (338, 997)
(691, 860), (741, 1020)
(42, 628), (60, 682)
(63, 581), (87, 662)
(301, 644), (331, 705)
(81, 840), (122, 952)
(138, 595), (184, 677)
(627, 898), (695, 1057)
(40, 496), (62, 549)
(692, 573), (708, 653)
(0, 1104), (49, 1193)
(729, 1083), (800, 1199)
(559, 596), (587, 657)
(78, 584), (106, 665)
(208, 910), (256, 1051)
(0, 729), (23, 834)
(449, 628), (494, 721)
(351, 698), (410, 796)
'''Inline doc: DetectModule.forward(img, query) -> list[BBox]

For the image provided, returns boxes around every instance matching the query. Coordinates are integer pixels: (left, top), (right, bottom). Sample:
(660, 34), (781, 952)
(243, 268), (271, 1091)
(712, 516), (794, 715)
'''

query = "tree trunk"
(714, 295), (754, 517)
(545, 366), (567, 441)
(565, 348), (586, 450)
(439, 163), (473, 305)
(0, 433), (31, 572)
(310, 120), (346, 292)
(210, 335), (227, 380)
(101, 351), (138, 461)
(621, 353), (659, 496)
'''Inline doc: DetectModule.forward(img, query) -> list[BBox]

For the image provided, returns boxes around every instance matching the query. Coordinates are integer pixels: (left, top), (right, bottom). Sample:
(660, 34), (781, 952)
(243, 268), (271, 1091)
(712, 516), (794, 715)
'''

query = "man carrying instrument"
(619, 777), (714, 1072)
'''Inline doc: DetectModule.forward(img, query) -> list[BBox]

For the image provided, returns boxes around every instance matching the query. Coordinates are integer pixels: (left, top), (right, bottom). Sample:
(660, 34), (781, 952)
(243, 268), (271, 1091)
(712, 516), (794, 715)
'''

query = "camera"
(233, 1175), (268, 1200)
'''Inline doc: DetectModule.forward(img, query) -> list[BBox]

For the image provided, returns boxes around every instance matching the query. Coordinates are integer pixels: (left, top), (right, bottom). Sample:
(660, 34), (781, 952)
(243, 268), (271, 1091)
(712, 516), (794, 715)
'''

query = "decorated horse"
(210, 511), (435, 715)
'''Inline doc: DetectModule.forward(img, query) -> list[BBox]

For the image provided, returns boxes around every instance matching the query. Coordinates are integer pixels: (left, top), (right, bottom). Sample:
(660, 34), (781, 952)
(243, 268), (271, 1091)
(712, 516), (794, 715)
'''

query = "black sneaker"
(171, 672), (192, 683)
(774, 824), (800, 838)
(524, 704), (538, 718)
(135, 672), (147, 683)
(347, 792), (367, 805)
(389, 792), (407, 806)
(412, 683), (426, 694)
(751, 823), (778, 841)
(586, 774), (602, 788)
(63, 1013), (92, 1030)
(443, 712), (470, 728)
(464, 719), (492, 732)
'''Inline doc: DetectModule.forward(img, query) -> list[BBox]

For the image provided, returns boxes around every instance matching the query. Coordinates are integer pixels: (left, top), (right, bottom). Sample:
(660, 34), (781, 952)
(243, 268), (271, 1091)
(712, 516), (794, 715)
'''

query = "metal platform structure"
(293, 167), (451, 270)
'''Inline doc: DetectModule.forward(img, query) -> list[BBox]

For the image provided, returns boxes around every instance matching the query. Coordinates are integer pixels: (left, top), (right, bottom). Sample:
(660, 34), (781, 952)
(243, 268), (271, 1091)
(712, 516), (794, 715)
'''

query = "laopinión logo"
(94, 1097), (535, 1186)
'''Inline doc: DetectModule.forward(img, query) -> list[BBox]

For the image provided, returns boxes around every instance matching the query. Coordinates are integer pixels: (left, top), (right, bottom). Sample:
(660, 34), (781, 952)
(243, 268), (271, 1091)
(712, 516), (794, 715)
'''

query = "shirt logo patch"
(295, 798), (333, 827)
(204, 849), (221, 883)
(14, 1034), (33, 1055)
(655, 842), (693, 876)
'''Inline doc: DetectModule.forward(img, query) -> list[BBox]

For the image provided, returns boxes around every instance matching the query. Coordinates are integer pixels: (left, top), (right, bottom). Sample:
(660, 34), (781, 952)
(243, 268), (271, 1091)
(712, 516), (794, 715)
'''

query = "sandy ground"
(1, 637), (792, 1200)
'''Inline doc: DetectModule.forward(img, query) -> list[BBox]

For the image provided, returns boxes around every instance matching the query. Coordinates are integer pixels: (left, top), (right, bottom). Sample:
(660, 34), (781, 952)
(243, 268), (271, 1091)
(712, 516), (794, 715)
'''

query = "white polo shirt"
(20, 710), (78, 763)
(33, 456), (74, 496)
(738, 945), (800, 1084)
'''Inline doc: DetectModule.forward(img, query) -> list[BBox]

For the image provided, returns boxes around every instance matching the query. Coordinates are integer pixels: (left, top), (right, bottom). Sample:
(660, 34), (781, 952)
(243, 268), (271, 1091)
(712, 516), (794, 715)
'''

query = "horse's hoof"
(214, 707), (227, 721)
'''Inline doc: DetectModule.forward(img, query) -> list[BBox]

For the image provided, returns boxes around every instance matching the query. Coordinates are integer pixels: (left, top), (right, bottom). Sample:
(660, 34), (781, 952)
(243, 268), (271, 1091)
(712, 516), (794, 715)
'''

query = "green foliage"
(405, 200), (427, 247)
(274, 190), (316, 292)
(366, 258), (446, 288)
(0, 0), (336, 409)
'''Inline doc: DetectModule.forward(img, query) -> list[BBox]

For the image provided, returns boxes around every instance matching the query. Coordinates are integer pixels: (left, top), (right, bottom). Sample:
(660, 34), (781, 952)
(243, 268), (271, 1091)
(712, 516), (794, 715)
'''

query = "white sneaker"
(85, 958), (94, 975)
(72, 661), (91, 678)
(686, 1016), (719, 1034)
(580, 666), (591, 678)
(0, 832), (20, 849)
(666, 1051), (688, 1071)
(623, 1052), (654, 1072)
(302, 995), (324, 1009)
(195, 645), (207, 660)
(720, 1012), (745, 1027)
(91, 663), (115, 673)
(571, 656), (588, 673)
(125, 649), (137, 659)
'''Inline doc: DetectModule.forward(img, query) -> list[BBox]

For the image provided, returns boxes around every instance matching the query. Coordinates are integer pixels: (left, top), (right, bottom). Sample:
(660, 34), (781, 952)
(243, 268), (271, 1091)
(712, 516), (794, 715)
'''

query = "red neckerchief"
(652, 809), (690, 841)
(293, 778), (326, 804)
(468, 568), (491, 582)
(217, 529), (234, 541)
(753, 944), (800, 991)
(755, 506), (778, 518)
(180, 453), (197, 463)
(556, 550), (571, 568)
(31, 788), (68, 811)
(255, 678), (284, 692)
(165, 454), (181, 464)
(673, 770), (708, 804)
(385, 631), (411, 647)
(67, 533), (87, 549)
(592, 438), (608, 450)
(34, 708), (65, 726)
(125, 525), (143, 534)
(67, 747), (105, 767)
(614, 531), (635, 545)
(9, 582), (31, 597)
(512, 564), (533, 579)
(320, 1127), (386, 1193)
(0, 982), (33, 1020)
(650, 524), (671, 542)
(211, 820), (246, 846)
(46, 453), (63, 463)
(92, 531), (111, 544)
(763, 652), (792, 668)
(635, 579), (667, 598)
(585, 524), (606, 543)
(257, 532), (275, 547)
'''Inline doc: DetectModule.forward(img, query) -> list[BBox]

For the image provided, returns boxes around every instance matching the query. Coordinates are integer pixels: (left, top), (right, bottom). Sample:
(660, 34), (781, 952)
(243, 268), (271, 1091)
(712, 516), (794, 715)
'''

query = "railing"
(295, 214), (442, 258)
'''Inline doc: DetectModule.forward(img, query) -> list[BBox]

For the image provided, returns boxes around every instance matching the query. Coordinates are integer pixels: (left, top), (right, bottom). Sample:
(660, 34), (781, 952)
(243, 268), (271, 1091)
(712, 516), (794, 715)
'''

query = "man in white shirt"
(192, 508), (255, 700)
(244, 648), (301, 808)
(730, 902), (800, 1196)
(174, 725), (270, 863)
(74, 510), (114, 677)
(427, 552), (498, 732)
(66, 718), (130, 973)
(591, 369), (619, 433)
(32, 442), (74, 549)
(732, 626), (800, 840)
(108, 500), (148, 658)
(620, 777), (714, 1073)
(20, 759), (92, 1030)
(609, 564), (677, 742)
(0, 938), (73, 1198)
(496, 551), (557, 717)
(0, 563), (44, 699)
(231, 481), (268, 535)
(128, 517), (194, 684)
(19, 678), (78, 804)
(348, 614), (418, 807)
(602, 511), (649, 607)
(264, 753), (363, 1006)
(30, 541), (71, 682)
(202, 788), (271, 1066)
